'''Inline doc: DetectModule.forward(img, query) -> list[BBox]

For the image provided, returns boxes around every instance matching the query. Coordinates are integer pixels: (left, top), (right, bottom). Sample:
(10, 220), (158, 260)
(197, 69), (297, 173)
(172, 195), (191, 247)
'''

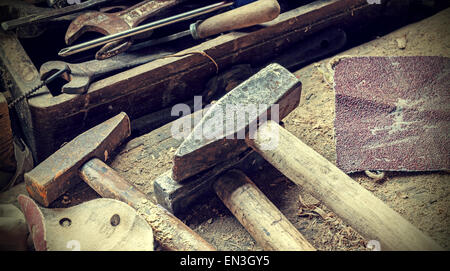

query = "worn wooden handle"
(214, 169), (315, 251)
(247, 120), (443, 251)
(79, 158), (216, 251)
(195, 0), (280, 39)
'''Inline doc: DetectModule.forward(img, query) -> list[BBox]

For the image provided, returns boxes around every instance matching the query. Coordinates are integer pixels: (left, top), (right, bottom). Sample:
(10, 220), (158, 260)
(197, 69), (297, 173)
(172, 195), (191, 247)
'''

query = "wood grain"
(9, 0), (377, 162)
(214, 169), (315, 251)
(247, 120), (443, 251)
(80, 158), (216, 251)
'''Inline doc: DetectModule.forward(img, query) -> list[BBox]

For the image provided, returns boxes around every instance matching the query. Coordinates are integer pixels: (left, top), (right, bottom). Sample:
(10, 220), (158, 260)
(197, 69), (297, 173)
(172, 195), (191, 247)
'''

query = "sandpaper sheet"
(333, 56), (450, 173)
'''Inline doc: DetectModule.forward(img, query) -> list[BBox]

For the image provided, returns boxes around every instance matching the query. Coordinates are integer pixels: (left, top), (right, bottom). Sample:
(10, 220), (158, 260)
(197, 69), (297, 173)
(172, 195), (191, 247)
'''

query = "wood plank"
(0, 30), (44, 161)
(214, 169), (316, 251)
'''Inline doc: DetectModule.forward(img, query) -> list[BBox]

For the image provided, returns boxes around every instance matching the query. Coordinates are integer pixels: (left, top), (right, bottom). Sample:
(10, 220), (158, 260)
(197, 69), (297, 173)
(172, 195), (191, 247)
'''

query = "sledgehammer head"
(172, 63), (302, 182)
(25, 112), (131, 207)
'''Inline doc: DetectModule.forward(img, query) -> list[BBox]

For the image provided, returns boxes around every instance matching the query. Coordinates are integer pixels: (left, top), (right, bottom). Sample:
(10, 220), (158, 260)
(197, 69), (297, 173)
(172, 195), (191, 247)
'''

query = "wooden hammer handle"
(194, 0), (280, 39)
(214, 169), (315, 251)
(79, 158), (216, 251)
(247, 120), (443, 251)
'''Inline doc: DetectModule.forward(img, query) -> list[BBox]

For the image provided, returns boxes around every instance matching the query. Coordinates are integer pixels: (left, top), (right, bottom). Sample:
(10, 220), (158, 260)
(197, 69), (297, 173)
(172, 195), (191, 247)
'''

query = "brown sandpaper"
(333, 56), (450, 173)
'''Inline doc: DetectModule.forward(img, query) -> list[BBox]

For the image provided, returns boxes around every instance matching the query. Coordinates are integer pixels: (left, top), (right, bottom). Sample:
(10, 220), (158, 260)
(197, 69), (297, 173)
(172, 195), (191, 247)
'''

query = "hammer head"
(172, 63), (302, 182)
(25, 112), (131, 207)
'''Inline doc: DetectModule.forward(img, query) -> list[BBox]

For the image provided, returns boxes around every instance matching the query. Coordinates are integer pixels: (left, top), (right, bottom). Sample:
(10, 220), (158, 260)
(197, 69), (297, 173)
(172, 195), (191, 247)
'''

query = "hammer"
(24, 112), (215, 251)
(155, 63), (443, 251)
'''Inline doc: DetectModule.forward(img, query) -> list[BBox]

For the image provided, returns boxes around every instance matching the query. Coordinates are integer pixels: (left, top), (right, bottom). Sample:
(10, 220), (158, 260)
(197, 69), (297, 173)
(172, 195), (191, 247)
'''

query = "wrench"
(39, 48), (173, 95)
(65, 0), (186, 59)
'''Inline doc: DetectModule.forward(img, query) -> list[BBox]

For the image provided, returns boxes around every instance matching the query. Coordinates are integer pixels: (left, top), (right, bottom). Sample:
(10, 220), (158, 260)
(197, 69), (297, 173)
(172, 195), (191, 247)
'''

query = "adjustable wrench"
(40, 48), (173, 95)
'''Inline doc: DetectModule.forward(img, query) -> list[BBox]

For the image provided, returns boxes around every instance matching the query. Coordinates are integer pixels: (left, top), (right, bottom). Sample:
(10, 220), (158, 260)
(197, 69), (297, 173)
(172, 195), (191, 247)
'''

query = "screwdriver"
(59, 0), (280, 57)
(126, 0), (281, 55)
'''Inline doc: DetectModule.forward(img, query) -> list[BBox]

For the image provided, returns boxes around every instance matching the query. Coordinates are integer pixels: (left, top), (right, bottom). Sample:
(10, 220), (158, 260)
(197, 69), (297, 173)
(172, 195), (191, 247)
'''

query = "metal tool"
(1, 0), (113, 31)
(63, 0), (187, 60)
(24, 112), (216, 251)
(155, 63), (442, 251)
(59, 0), (278, 58)
(40, 47), (173, 95)
(8, 65), (69, 109)
(101, 0), (281, 59)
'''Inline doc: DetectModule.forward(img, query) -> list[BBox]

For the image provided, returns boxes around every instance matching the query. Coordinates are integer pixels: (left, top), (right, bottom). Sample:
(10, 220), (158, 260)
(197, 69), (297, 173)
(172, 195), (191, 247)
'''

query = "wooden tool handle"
(214, 169), (315, 251)
(79, 158), (216, 251)
(247, 120), (443, 251)
(195, 0), (280, 39)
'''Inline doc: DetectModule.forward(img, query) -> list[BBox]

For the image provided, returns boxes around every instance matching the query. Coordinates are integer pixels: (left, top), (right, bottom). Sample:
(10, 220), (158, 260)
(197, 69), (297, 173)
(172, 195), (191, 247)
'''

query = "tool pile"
(0, 0), (447, 251)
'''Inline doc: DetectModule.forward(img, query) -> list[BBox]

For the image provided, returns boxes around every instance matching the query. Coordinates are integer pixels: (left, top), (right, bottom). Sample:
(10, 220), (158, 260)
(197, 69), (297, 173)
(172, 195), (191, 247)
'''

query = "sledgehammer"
(25, 112), (215, 251)
(157, 63), (442, 251)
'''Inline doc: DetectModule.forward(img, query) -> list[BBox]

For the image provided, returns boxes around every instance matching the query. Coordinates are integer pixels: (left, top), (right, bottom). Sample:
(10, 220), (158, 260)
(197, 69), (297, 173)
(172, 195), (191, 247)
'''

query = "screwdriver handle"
(193, 0), (280, 39)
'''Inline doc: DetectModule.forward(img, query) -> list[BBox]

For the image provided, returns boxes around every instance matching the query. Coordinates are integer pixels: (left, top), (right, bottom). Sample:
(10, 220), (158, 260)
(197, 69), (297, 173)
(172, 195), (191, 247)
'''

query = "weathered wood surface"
(2, 0), (382, 162)
(79, 158), (216, 251)
(248, 120), (443, 251)
(214, 169), (316, 251)
(0, 30), (42, 161)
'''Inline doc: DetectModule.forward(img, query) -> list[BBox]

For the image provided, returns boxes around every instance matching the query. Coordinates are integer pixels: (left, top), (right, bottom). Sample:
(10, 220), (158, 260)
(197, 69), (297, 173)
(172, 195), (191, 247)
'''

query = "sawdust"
(283, 8), (450, 250)
(112, 144), (177, 202)
(109, 8), (450, 251)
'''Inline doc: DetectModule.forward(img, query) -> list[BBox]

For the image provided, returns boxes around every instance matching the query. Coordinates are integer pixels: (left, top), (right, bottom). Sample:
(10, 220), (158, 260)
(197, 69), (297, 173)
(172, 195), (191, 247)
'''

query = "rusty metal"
(1, 0), (112, 31)
(334, 56), (450, 173)
(8, 65), (69, 108)
(40, 47), (173, 95)
(64, 0), (186, 59)
(24, 112), (131, 207)
(172, 63), (302, 182)
(23, 111), (216, 250)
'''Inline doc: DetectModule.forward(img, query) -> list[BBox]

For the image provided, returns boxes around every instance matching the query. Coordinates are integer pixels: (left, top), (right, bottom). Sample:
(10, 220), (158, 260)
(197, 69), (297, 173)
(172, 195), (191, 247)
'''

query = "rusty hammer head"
(154, 63), (301, 213)
(172, 63), (301, 182)
(25, 112), (131, 207)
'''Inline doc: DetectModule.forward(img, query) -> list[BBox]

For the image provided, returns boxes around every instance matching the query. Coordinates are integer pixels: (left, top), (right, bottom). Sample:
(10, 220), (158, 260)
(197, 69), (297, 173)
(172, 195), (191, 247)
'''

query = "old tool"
(155, 63), (443, 251)
(117, 0), (282, 58)
(1, 0), (113, 32)
(7, 65), (69, 109)
(63, 0), (187, 59)
(40, 47), (173, 95)
(24, 112), (215, 251)
(153, 63), (314, 251)
(18, 194), (154, 251)
(156, 165), (316, 251)
(0, 0), (87, 38)
(0, 93), (16, 182)
(59, 0), (280, 59)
